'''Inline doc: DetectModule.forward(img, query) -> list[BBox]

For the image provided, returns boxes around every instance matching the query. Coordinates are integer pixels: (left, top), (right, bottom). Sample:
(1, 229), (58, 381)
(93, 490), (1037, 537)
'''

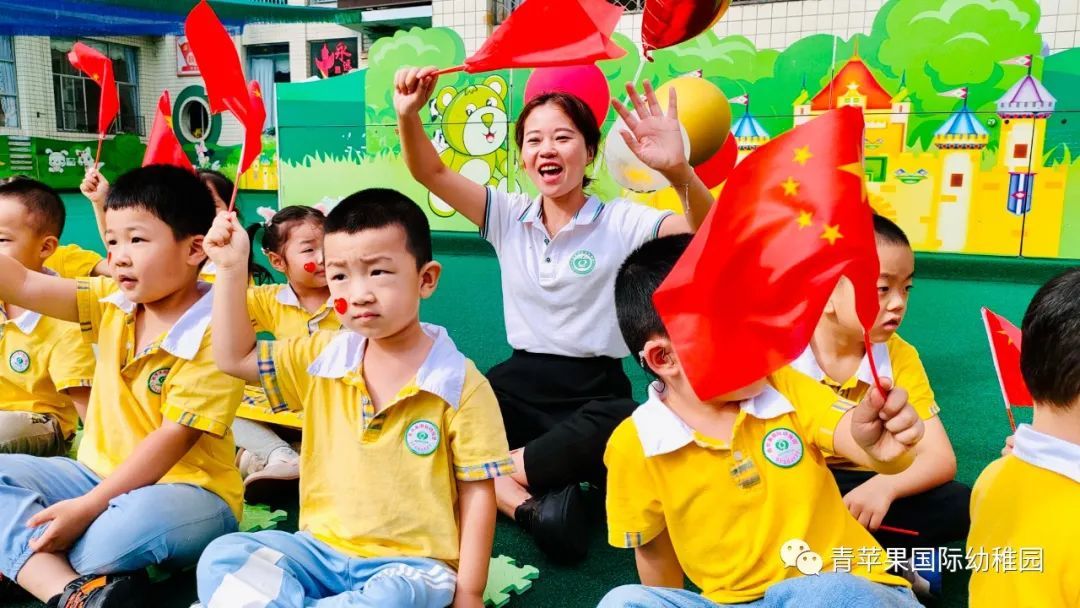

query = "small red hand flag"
(653, 106), (880, 400)
(239, 80), (266, 174)
(981, 307), (1033, 431)
(185, 0), (250, 124)
(143, 91), (194, 172)
(436, 0), (626, 75)
(67, 42), (119, 166)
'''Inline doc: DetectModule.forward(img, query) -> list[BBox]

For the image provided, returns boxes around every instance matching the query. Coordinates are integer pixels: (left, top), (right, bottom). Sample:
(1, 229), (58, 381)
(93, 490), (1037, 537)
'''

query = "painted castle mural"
(274, 0), (1079, 259)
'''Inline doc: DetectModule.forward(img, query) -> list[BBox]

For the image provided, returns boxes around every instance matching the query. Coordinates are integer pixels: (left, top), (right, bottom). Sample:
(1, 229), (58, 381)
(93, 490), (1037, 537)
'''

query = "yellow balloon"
(655, 77), (732, 166)
(641, 184), (725, 214)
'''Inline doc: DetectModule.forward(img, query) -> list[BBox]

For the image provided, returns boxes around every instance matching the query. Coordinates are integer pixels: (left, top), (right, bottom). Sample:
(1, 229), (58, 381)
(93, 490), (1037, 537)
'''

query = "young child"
(197, 189), (512, 607)
(80, 168), (270, 284)
(0, 178), (94, 456)
(598, 235), (924, 608)
(790, 215), (969, 590)
(967, 268), (1080, 607)
(233, 205), (339, 502)
(0, 165), (244, 607)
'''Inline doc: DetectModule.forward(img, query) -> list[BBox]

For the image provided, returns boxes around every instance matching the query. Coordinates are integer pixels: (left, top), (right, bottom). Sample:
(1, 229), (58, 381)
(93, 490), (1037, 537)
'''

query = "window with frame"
(493, 0), (643, 23)
(0, 36), (18, 128)
(51, 38), (142, 135)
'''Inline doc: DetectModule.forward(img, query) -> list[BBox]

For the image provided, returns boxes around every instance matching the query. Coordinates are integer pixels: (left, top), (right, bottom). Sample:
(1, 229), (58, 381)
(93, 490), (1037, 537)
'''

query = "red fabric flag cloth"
(143, 91), (194, 172)
(67, 42), (119, 135)
(653, 106), (880, 400)
(239, 80), (267, 174)
(185, 0), (250, 123)
(982, 307), (1034, 408)
(456, 0), (626, 74)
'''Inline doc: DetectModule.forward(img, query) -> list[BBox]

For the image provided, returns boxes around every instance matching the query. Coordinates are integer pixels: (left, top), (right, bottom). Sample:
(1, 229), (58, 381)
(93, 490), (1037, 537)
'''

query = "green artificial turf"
(4, 199), (1068, 607)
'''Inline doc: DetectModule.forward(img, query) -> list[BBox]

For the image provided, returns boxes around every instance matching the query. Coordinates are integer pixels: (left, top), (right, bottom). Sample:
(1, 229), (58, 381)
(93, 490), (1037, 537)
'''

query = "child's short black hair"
(324, 189), (432, 268)
(615, 234), (692, 357)
(873, 214), (910, 248)
(1021, 268), (1080, 409)
(106, 165), (214, 240)
(0, 176), (65, 237)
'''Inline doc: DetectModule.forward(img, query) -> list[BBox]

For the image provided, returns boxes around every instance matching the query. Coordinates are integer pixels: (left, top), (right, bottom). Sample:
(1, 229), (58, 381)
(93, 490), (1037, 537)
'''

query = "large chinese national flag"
(654, 106), (880, 400)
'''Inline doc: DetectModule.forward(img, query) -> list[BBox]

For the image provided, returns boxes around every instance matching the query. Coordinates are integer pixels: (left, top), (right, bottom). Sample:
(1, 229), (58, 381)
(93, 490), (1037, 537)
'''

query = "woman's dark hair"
(247, 205), (327, 275)
(514, 92), (601, 189)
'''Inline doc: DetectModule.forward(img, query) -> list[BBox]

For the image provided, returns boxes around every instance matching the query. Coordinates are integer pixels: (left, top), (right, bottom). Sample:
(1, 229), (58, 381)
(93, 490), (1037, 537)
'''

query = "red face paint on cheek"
(303, 262), (317, 273)
(106, 252), (111, 264)
(334, 298), (348, 314)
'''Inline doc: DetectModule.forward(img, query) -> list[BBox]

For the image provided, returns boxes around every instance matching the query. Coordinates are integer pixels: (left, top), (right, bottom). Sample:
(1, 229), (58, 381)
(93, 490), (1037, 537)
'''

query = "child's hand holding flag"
(847, 378), (924, 473)
(203, 211), (250, 273)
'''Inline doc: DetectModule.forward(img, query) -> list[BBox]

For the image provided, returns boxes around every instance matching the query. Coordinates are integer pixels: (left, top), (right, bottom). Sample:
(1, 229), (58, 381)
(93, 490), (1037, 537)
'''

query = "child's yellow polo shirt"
(604, 366), (909, 604)
(968, 425), (1080, 608)
(257, 323), (513, 566)
(246, 284), (339, 337)
(74, 277), (245, 518)
(791, 334), (939, 469)
(0, 300), (94, 438)
(44, 244), (103, 279)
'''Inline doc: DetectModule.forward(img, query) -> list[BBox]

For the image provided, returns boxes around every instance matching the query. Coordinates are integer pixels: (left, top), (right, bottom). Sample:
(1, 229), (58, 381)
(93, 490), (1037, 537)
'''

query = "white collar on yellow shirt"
(100, 281), (214, 361)
(275, 284), (332, 311)
(2, 267), (58, 334)
(306, 323), (467, 409)
(1012, 424), (1080, 484)
(790, 341), (893, 386)
(632, 380), (797, 457)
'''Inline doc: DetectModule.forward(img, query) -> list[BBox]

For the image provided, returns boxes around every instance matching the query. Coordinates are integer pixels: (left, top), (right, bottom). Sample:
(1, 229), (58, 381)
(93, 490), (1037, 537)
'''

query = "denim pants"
(597, 573), (922, 608)
(0, 454), (237, 579)
(197, 530), (457, 608)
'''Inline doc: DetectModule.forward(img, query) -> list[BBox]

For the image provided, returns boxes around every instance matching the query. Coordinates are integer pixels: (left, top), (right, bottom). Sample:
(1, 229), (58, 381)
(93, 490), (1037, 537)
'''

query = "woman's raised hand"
(393, 66), (439, 118)
(611, 81), (689, 175)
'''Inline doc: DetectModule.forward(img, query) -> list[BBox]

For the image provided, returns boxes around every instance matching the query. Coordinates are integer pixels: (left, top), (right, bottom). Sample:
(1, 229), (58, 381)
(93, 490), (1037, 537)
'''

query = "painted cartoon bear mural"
(428, 75), (510, 217)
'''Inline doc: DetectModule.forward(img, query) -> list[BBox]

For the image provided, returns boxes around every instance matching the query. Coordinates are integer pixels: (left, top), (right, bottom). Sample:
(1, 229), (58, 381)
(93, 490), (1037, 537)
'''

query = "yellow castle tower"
(932, 100), (989, 252)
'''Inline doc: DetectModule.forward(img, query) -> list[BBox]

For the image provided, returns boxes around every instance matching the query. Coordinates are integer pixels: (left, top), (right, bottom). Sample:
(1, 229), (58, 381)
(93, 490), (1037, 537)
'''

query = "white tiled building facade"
(1, 0), (1078, 144)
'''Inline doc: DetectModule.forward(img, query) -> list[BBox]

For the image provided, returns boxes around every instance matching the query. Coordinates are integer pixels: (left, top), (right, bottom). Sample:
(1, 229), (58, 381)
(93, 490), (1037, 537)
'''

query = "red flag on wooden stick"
(143, 91), (194, 172)
(981, 307), (1033, 431)
(653, 106), (880, 400)
(67, 42), (119, 165)
(436, 0), (626, 75)
(185, 0), (250, 124)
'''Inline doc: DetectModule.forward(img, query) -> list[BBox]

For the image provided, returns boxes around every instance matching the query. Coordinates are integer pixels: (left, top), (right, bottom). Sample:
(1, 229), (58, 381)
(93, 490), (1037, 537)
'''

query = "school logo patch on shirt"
(147, 367), (171, 395)
(762, 427), (804, 468)
(405, 420), (440, 456)
(569, 249), (596, 275)
(8, 350), (30, 373)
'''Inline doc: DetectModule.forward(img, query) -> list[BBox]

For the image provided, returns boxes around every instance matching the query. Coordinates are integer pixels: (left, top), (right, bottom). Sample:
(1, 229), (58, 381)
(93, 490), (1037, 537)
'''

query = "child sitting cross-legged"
(597, 234), (925, 608)
(0, 165), (245, 607)
(196, 188), (513, 608)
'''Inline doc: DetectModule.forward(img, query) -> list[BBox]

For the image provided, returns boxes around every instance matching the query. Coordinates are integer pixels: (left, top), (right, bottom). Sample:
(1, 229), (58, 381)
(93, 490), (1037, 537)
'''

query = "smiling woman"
(393, 66), (717, 562)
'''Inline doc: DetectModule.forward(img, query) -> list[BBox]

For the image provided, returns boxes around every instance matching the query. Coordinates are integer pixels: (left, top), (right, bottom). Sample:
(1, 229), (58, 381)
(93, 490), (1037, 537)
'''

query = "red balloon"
(642, 0), (731, 57)
(693, 133), (737, 188)
(524, 64), (611, 128)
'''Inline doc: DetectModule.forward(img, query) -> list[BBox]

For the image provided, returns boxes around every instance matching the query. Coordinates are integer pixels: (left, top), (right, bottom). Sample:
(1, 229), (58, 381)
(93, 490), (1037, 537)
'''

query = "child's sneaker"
(241, 447), (300, 506)
(52, 572), (148, 608)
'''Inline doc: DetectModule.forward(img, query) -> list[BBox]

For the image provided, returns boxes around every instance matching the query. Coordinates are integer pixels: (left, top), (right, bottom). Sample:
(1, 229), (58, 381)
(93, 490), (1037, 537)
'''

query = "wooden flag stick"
(94, 135), (104, 169)
(863, 332), (887, 396)
(879, 525), (920, 537)
(433, 65), (466, 76)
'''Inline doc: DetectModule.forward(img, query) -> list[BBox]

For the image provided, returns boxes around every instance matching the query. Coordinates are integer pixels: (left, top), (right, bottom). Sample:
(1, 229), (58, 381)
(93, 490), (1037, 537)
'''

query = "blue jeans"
(598, 574), (922, 608)
(197, 530), (457, 608)
(0, 455), (237, 579)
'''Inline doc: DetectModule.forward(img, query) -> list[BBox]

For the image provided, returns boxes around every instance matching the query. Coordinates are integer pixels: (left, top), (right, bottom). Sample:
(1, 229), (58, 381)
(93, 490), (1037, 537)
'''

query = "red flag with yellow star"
(143, 91), (194, 172)
(67, 42), (119, 136)
(981, 307), (1033, 430)
(238, 80), (266, 174)
(653, 106), (880, 399)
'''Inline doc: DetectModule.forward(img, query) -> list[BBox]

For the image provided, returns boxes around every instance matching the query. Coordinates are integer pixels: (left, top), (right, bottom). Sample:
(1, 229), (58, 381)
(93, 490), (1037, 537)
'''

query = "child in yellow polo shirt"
(43, 244), (108, 279)
(967, 268), (1080, 607)
(598, 235), (924, 608)
(0, 166), (244, 608)
(233, 204), (339, 502)
(197, 188), (512, 608)
(791, 215), (969, 596)
(0, 178), (94, 457)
